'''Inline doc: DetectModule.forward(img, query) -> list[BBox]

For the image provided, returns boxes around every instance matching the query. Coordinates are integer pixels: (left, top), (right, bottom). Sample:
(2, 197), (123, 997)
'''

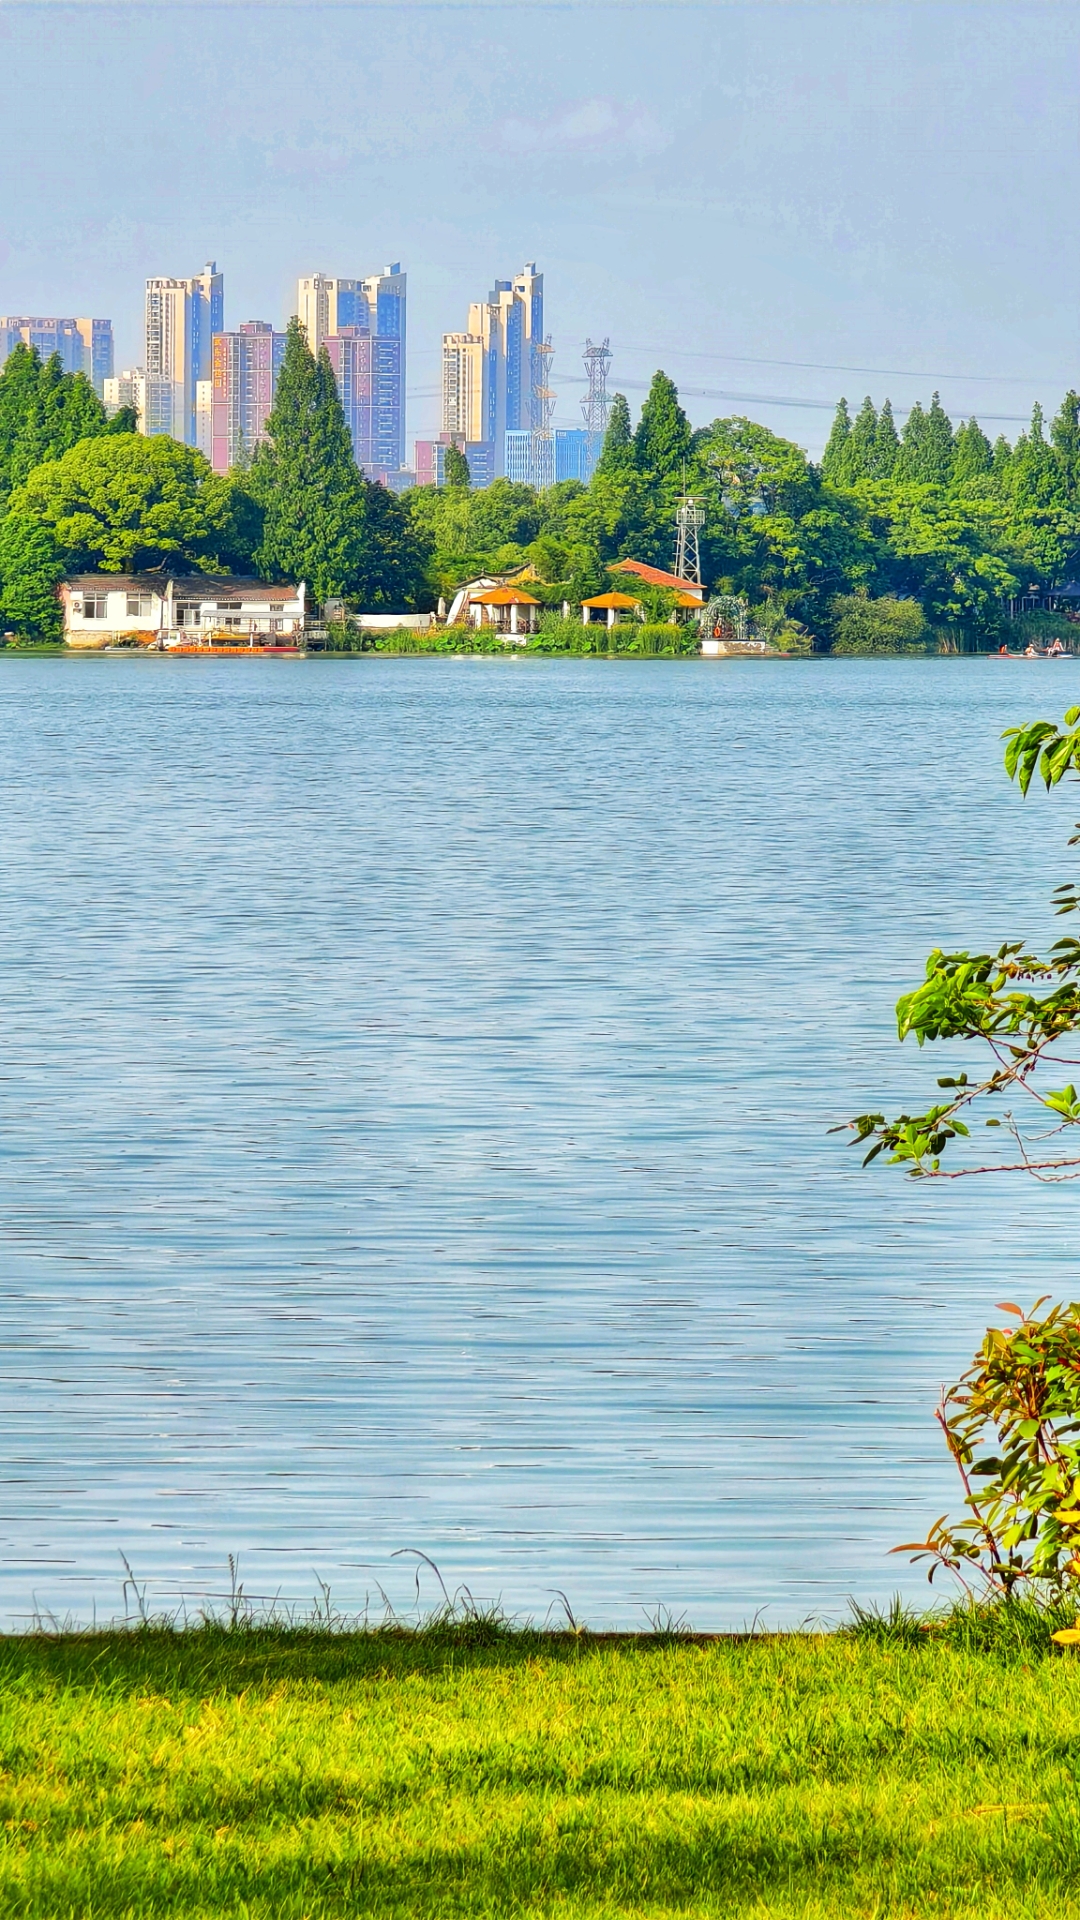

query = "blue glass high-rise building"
(437, 263), (543, 479)
(297, 265), (406, 481)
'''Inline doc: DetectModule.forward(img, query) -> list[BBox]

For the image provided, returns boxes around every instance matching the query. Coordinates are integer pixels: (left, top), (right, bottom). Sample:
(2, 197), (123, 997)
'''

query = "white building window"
(84, 594), (108, 619)
(126, 594), (152, 617)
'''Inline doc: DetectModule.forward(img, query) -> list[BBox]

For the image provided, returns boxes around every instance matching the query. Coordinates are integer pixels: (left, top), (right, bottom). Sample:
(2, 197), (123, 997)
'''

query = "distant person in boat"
(1049, 637), (1066, 656)
(1024, 643), (1041, 657)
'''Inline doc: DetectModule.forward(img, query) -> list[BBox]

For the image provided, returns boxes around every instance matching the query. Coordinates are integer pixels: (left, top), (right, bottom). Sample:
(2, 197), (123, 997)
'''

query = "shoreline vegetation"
(5, 1596), (1080, 1917)
(6, 333), (1080, 655)
(4, 625), (1079, 659)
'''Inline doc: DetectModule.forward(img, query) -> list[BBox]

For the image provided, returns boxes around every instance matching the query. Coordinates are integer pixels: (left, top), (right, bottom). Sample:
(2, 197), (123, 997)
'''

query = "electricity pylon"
(581, 337), (612, 468)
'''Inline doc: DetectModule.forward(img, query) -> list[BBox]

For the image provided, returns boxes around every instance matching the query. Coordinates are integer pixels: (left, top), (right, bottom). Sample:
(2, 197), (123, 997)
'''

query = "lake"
(2, 653), (1077, 1630)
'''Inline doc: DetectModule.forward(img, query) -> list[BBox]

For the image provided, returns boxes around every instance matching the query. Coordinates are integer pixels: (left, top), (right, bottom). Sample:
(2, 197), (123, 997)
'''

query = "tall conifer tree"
(848, 396), (878, 480)
(894, 401), (927, 482)
(873, 399), (900, 478)
(252, 319), (372, 604)
(597, 393), (634, 475)
(443, 444), (471, 489)
(633, 372), (692, 479)
(952, 418), (993, 488)
(0, 344), (43, 497)
(821, 399), (854, 485)
(991, 434), (1014, 487)
(922, 392), (955, 487)
(1012, 401), (1061, 510)
(1051, 391), (1080, 509)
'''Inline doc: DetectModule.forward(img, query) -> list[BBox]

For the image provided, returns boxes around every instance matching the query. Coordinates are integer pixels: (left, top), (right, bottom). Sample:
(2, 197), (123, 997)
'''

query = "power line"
(607, 342), (1063, 386)
(551, 371), (1034, 425)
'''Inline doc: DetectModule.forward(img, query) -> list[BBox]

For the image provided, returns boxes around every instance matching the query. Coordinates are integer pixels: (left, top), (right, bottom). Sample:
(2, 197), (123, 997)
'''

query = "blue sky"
(0, 0), (1075, 458)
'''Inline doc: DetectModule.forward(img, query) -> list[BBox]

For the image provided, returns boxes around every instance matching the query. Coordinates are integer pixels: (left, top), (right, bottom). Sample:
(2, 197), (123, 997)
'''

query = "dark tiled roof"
(65, 574), (301, 599)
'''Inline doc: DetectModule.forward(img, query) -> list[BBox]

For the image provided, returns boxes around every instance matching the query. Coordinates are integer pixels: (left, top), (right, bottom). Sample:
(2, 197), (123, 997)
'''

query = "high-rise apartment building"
(322, 328), (373, 477)
(441, 334), (486, 444)
(296, 275), (365, 357)
(0, 315), (113, 389)
(210, 321), (287, 474)
(439, 264), (544, 478)
(505, 427), (597, 490)
(362, 265), (406, 477)
(104, 368), (145, 419)
(296, 265), (406, 481)
(75, 319), (115, 394)
(144, 263), (223, 446)
(195, 381), (214, 462)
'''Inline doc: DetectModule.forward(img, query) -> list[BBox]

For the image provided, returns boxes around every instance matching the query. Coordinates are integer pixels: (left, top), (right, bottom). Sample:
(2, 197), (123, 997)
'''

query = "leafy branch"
(843, 706), (1080, 1177)
(892, 1299), (1080, 1597)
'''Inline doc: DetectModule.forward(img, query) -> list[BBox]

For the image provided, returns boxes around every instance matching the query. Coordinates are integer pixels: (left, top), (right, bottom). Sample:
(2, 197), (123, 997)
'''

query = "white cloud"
(498, 97), (672, 159)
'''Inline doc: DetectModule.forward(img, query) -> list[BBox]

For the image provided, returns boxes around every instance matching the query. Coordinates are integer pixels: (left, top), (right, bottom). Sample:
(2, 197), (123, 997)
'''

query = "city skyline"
(3, 254), (611, 489)
(2, 4), (1074, 467)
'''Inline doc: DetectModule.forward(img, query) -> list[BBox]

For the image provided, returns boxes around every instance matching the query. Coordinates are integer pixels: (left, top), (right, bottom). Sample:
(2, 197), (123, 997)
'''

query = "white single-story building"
(60, 575), (307, 649)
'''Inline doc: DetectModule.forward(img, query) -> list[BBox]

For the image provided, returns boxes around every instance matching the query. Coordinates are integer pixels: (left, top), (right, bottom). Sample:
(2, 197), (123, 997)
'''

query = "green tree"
(873, 399), (900, 480)
(251, 321), (372, 603)
(633, 371), (692, 480)
(848, 397), (879, 482)
(856, 481), (1018, 645)
(894, 401), (927, 483)
(0, 509), (66, 640)
(1005, 405), (1080, 584)
(1010, 403), (1061, 510)
(697, 416), (869, 630)
(354, 478), (432, 610)
(597, 393), (634, 475)
(829, 591), (929, 654)
(991, 434), (1014, 488)
(0, 345), (123, 504)
(923, 391), (955, 487)
(443, 444), (471, 489)
(821, 398), (854, 487)
(465, 479), (541, 554)
(952, 418), (993, 488)
(0, 344), (44, 499)
(525, 533), (570, 582)
(1051, 391), (1080, 506)
(895, 394), (954, 487)
(7, 433), (257, 575)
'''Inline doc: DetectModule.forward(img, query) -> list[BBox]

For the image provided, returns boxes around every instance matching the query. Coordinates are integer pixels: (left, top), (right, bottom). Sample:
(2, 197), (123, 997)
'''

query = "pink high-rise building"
(322, 329), (372, 474)
(210, 321), (286, 474)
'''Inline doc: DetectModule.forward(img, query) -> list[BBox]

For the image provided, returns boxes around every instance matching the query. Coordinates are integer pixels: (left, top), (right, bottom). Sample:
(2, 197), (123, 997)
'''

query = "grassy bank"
(4, 1608), (1080, 1917)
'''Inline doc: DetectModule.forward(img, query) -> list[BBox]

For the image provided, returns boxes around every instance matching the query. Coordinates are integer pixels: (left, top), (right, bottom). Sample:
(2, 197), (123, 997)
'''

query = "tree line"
(2, 321), (1080, 650)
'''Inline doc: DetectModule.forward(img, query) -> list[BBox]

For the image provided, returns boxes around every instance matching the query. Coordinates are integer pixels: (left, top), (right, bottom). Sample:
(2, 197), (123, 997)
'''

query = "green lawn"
(4, 1618), (1080, 1917)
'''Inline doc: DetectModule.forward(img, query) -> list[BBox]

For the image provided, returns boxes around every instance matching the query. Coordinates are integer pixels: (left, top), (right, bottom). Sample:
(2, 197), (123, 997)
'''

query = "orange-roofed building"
(610, 558), (705, 601)
(581, 590), (641, 629)
(466, 584), (541, 637)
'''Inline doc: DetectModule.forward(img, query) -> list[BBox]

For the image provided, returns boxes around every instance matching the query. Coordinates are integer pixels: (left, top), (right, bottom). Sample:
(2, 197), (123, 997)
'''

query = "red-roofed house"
(609, 558), (705, 602)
